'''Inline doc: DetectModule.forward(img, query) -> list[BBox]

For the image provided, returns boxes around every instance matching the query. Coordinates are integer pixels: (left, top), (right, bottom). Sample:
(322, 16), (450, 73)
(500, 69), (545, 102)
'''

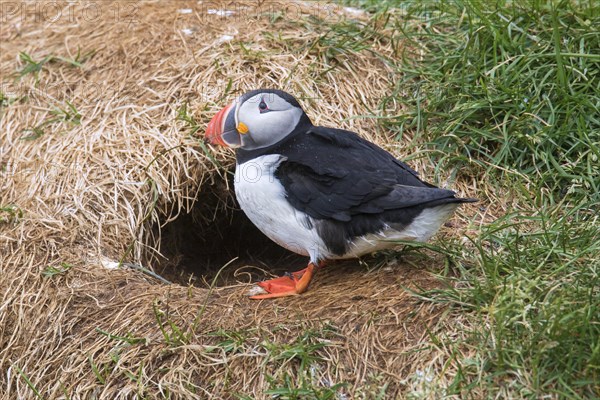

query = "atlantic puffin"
(205, 89), (476, 299)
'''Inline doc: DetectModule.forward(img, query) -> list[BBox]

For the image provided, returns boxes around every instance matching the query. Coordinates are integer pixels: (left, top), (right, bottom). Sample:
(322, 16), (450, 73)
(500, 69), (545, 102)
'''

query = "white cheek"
(252, 112), (285, 132)
(246, 108), (302, 145)
(237, 104), (259, 127)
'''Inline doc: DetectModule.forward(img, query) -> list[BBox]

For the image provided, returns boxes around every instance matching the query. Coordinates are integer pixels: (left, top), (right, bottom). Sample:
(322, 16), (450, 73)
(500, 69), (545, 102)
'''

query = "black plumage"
(237, 122), (476, 257)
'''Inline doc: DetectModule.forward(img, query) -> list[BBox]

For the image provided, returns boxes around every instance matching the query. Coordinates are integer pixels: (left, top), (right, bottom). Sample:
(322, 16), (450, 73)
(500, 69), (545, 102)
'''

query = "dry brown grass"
(1, 1), (482, 398)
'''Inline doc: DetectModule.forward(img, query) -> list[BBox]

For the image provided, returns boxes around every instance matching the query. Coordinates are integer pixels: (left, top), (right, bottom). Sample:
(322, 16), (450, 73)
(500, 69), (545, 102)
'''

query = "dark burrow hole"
(152, 178), (307, 288)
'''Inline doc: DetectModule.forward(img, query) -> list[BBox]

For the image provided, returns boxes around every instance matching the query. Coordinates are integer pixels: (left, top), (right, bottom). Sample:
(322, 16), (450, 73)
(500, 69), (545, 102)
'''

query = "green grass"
(413, 203), (600, 398)
(387, 0), (600, 201)
(346, 0), (600, 398)
(14, 365), (43, 400)
(261, 327), (347, 399)
(219, 324), (350, 399)
(21, 100), (82, 140)
(15, 49), (94, 83)
(42, 262), (73, 277)
(0, 204), (23, 224)
(338, 0), (600, 397)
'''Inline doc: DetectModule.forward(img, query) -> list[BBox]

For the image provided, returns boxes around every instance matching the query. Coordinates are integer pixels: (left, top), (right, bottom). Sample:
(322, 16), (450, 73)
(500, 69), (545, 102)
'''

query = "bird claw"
(246, 285), (268, 297)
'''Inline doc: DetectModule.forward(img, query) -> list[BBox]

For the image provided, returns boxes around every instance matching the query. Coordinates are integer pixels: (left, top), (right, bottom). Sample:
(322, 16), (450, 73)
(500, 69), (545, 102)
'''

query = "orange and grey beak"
(205, 103), (241, 148)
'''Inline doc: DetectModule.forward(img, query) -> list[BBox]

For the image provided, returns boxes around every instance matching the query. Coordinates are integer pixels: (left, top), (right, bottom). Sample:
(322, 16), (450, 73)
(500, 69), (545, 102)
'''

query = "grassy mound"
(0, 1), (475, 398)
(2, 0), (597, 398)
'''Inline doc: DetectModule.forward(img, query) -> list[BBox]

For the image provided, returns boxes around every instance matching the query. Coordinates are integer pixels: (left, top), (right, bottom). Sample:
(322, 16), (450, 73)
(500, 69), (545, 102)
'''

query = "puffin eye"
(258, 100), (268, 113)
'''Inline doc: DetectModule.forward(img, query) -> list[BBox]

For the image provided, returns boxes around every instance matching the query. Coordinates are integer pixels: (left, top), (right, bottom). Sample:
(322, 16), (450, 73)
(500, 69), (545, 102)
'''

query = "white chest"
(234, 155), (326, 261)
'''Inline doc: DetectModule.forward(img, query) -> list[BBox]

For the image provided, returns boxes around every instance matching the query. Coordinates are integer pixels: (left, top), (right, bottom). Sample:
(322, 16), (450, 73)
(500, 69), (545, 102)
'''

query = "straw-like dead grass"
(1, 1), (479, 398)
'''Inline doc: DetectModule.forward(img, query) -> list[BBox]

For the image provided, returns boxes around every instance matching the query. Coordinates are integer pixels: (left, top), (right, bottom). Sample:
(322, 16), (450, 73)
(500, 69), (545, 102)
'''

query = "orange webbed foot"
(249, 264), (316, 300)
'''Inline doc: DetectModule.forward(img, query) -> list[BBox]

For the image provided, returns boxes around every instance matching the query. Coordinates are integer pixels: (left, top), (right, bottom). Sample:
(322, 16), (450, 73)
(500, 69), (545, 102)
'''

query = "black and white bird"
(206, 89), (476, 299)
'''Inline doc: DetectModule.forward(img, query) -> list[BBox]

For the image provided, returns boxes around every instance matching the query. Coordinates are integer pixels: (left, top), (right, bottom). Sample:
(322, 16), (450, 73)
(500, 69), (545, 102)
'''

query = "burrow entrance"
(152, 177), (306, 288)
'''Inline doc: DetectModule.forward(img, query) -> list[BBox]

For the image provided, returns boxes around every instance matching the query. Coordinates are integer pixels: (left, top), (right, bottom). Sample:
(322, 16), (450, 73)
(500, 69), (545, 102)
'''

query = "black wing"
(274, 126), (464, 222)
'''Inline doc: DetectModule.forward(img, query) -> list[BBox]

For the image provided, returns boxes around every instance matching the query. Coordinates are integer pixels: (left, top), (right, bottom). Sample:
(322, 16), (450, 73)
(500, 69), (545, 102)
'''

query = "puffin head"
(205, 89), (311, 150)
